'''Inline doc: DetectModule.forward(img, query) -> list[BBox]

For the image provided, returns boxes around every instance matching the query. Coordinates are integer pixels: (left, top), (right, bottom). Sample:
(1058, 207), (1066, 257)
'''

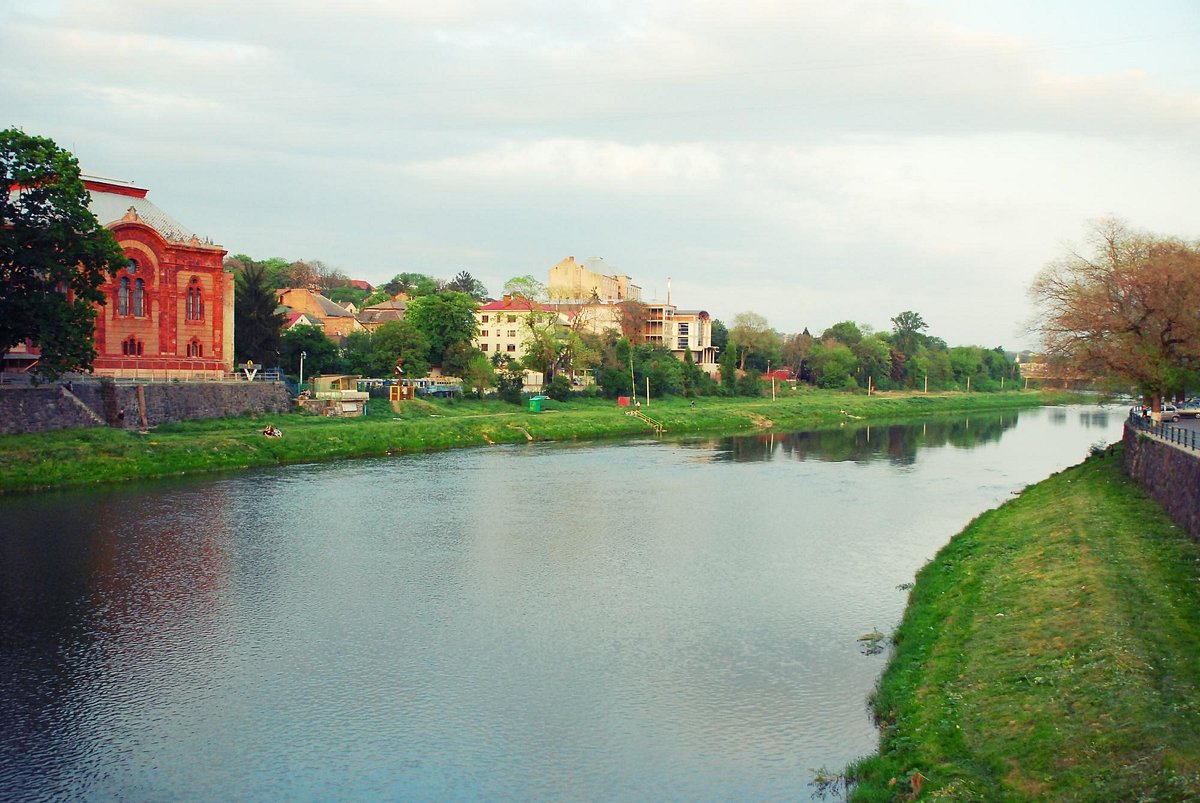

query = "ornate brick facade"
(86, 177), (233, 379)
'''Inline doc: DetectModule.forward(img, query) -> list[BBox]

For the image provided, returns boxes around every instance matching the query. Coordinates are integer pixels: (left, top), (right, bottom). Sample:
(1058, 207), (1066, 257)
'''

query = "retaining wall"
(0, 381), (292, 434)
(1123, 422), (1200, 540)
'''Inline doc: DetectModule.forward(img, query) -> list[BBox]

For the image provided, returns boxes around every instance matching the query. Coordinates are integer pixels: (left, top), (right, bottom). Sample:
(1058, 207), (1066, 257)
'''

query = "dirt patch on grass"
(744, 413), (775, 428)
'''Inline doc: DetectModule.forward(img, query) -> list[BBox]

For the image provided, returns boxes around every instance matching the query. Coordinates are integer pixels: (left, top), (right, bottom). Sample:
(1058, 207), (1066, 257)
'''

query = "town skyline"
(4, 0), (1198, 348)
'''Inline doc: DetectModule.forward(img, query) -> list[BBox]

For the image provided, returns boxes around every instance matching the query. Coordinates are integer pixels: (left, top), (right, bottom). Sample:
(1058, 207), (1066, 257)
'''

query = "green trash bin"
(529, 395), (548, 413)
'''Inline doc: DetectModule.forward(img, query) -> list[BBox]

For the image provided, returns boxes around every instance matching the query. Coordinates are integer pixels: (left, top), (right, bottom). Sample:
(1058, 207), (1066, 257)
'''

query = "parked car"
(1155, 405), (1182, 423)
(1176, 404), (1200, 419)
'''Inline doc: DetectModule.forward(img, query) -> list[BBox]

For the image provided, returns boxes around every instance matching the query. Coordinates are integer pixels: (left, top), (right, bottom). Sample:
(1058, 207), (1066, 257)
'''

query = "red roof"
(349, 279), (374, 291)
(478, 295), (555, 312)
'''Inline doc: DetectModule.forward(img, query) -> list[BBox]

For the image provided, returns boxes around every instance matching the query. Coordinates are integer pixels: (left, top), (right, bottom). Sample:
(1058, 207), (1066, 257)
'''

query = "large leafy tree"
(890, 310), (929, 357)
(1030, 218), (1200, 404)
(1, 128), (125, 378)
(503, 274), (547, 301)
(234, 263), (285, 366)
(372, 319), (430, 379)
(279, 325), (343, 378)
(404, 291), (478, 367)
(385, 272), (440, 298)
(729, 311), (779, 371)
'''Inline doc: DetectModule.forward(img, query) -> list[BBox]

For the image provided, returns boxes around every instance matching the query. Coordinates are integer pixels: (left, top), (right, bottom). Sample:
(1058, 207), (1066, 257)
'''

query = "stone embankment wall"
(1123, 423), (1200, 540)
(0, 382), (292, 434)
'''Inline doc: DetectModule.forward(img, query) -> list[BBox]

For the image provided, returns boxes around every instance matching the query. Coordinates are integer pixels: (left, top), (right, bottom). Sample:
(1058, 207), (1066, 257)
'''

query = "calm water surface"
(0, 405), (1121, 800)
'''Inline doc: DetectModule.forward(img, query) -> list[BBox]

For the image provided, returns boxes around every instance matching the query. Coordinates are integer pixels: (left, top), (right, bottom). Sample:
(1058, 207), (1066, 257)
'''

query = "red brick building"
(85, 175), (232, 379)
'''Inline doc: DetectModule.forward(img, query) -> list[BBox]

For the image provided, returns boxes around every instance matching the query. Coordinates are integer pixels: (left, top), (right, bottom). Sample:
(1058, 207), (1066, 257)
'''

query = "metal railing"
(1128, 412), (1200, 452)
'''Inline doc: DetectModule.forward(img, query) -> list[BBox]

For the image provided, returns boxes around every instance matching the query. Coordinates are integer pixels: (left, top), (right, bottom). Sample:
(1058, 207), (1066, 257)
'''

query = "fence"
(1127, 412), (1200, 452)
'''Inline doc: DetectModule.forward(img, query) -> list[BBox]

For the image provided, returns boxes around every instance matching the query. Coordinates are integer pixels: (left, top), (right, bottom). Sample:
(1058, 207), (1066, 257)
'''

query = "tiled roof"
(478, 296), (555, 312)
(82, 175), (202, 244)
(312, 293), (354, 317)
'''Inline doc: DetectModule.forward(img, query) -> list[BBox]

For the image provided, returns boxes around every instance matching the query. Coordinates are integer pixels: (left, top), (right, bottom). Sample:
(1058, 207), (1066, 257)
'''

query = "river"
(0, 404), (1121, 800)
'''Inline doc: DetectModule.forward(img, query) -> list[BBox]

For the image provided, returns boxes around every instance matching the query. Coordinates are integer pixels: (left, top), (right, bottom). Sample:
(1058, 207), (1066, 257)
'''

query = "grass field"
(0, 389), (1065, 494)
(846, 447), (1200, 801)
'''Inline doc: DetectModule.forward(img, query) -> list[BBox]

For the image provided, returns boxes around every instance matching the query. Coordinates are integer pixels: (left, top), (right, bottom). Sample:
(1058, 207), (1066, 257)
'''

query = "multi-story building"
(547, 256), (641, 303)
(643, 299), (719, 375)
(474, 295), (565, 359)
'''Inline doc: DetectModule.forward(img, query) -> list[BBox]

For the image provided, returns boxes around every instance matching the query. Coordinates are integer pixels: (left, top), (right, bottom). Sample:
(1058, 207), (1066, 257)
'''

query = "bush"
(546, 374), (572, 401)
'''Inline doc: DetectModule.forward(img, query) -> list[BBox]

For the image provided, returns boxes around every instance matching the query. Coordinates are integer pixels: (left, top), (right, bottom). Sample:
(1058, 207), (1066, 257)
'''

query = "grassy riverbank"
(0, 389), (1065, 494)
(847, 447), (1200, 801)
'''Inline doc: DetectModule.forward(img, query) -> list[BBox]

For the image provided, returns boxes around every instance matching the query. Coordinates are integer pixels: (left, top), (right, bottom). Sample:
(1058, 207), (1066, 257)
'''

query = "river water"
(0, 404), (1121, 801)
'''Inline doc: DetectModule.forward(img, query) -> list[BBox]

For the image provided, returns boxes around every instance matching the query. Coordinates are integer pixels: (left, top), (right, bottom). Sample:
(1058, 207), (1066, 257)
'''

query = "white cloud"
(407, 139), (726, 186)
(3, 0), (1198, 350)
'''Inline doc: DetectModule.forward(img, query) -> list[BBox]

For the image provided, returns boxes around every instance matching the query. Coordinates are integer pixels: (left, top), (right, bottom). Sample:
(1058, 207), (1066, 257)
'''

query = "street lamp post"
(299, 350), (307, 388)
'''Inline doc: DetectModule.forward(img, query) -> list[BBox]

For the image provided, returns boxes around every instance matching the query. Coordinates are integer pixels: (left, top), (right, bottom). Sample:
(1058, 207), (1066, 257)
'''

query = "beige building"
(474, 295), (567, 388)
(547, 256), (641, 303)
(474, 295), (567, 358)
(643, 301), (719, 374)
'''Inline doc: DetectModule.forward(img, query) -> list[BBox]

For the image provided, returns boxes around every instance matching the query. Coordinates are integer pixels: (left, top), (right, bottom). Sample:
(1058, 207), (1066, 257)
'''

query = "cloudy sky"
(3, 1), (1198, 348)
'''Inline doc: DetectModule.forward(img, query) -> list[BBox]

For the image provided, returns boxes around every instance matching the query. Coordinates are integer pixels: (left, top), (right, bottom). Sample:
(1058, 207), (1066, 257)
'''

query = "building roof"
(363, 297), (407, 311)
(356, 308), (405, 326)
(82, 174), (212, 245)
(278, 288), (355, 318)
(284, 312), (323, 329)
(479, 295), (556, 312)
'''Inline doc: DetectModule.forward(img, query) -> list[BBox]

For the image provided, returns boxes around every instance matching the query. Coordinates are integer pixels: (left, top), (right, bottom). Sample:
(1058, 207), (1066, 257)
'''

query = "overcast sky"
(4, 0), (1198, 348)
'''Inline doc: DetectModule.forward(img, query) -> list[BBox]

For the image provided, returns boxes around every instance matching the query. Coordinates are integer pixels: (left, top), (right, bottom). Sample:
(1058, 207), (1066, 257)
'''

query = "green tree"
(710, 319), (729, 352)
(373, 319), (430, 379)
(737, 368), (763, 396)
(462, 351), (496, 398)
(404, 291), (478, 367)
(810, 341), (858, 389)
(890, 310), (929, 357)
(729, 311), (778, 371)
(719, 346), (738, 394)
(234, 262), (285, 366)
(820, 320), (863, 347)
(280, 325), (342, 378)
(385, 272), (440, 297)
(854, 336), (892, 389)
(503, 274), (547, 301)
(327, 285), (369, 306)
(447, 270), (489, 301)
(520, 308), (564, 379)
(441, 339), (478, 379)
(636, 344), (684, 397)
(491, 353), (525, 404)
(341, 330), (376, 376)
(1, 128), (125, 378)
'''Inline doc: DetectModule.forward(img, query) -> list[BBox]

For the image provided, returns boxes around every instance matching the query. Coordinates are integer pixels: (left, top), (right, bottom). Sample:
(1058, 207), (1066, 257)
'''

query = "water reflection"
(0, 405), (1124, 801)
(699, 413), (1020, 465)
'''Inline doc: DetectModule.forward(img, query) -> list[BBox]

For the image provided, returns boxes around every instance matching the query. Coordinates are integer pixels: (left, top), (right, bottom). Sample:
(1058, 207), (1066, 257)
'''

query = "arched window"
(127, 258), (138, 274)
(133, 279), (145, 317)
(122, 336), (143, 356)
(187, 278), (203, 321)
(186, 338), (204, 358)
(118, 277), (130, 316)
